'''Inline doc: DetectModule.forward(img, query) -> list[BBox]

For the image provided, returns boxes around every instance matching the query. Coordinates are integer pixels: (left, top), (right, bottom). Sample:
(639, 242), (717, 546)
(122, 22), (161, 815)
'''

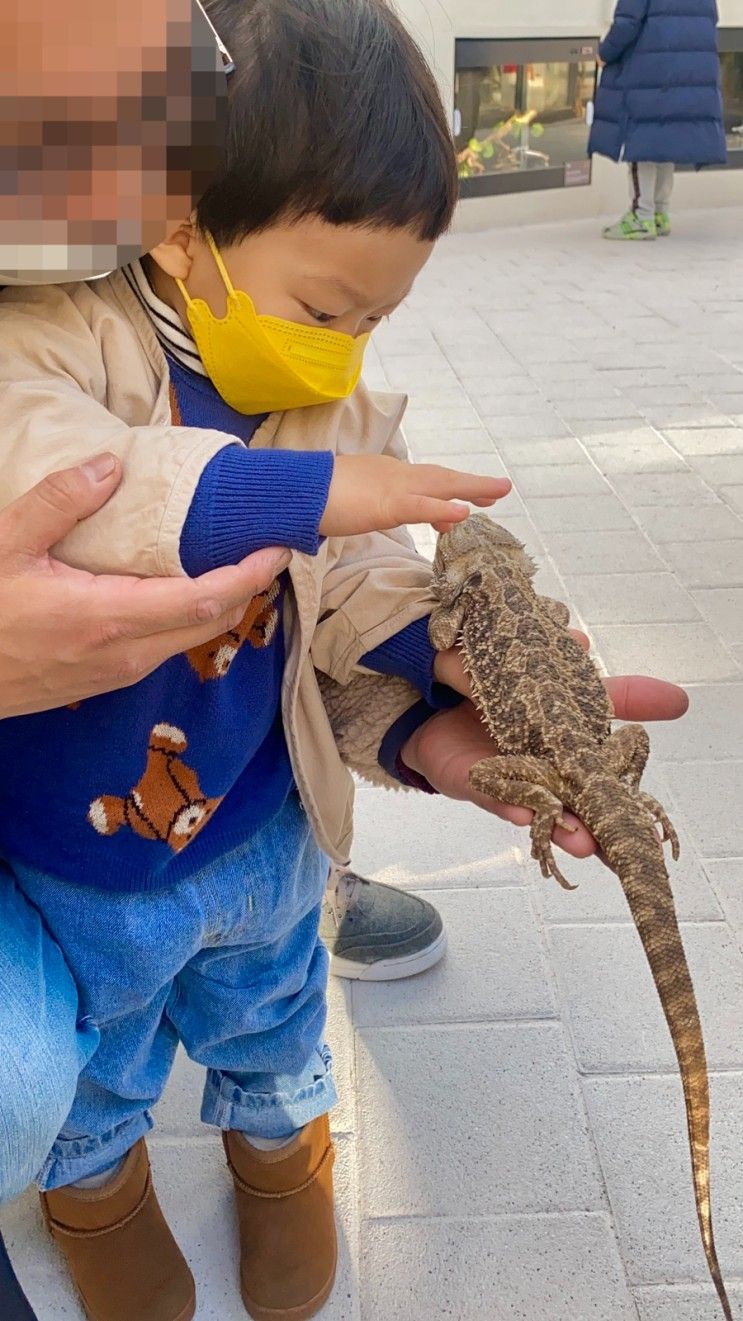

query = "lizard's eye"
(467, 571), (483, 589)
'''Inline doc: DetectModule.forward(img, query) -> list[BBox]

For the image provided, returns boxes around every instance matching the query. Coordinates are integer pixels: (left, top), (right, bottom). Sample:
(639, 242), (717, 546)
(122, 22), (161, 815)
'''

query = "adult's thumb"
(0, 455), (121, 563)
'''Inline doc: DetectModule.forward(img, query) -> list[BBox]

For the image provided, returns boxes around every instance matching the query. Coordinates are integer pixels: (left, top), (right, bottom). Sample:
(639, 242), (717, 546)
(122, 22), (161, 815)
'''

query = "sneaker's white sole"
(328, 928), (448, 981)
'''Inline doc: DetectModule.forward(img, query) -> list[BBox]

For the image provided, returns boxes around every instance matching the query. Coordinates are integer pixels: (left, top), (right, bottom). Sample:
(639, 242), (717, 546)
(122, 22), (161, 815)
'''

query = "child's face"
(153, 215), (435, 338)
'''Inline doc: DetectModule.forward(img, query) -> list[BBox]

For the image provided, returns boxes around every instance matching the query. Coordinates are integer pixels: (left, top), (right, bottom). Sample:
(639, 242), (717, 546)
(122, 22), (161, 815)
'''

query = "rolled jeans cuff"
(38, 1112), (154, 1191)
(201, 1046), (337, 1139)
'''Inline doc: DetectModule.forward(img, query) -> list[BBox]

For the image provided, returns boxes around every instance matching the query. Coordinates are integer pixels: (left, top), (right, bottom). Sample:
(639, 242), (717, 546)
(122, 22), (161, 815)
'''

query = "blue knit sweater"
(0, 358), (443, 892)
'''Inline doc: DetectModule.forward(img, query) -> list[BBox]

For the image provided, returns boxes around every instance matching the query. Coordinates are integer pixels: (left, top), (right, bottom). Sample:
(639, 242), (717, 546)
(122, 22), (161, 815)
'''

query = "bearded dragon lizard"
(429, 514), (732, 1320)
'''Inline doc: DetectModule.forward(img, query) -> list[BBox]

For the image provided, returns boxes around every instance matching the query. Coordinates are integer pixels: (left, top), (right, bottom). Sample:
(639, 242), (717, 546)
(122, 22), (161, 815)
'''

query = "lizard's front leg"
(469, 754), (577, 891)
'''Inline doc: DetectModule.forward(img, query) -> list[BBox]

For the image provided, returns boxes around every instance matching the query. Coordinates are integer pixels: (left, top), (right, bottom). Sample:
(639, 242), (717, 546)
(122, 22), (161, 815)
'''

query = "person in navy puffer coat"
(588, 0), (726, 239)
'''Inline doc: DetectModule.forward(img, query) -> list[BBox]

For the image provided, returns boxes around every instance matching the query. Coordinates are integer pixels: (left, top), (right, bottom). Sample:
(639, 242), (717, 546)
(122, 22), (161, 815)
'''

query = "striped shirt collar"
(122, 259), (207, 376)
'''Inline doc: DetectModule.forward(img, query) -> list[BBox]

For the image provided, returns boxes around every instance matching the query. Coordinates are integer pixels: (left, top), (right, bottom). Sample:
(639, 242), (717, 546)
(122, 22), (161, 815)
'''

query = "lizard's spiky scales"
(431, 514), (732, 1321)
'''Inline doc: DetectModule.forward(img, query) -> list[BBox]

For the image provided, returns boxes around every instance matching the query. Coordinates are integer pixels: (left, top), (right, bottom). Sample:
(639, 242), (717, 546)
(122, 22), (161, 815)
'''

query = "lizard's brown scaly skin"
(430, 515), (732, 1320)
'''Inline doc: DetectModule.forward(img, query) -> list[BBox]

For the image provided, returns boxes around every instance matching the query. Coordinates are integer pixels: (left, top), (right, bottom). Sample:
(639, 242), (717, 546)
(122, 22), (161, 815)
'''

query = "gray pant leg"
(655, 163), (675, 213)
(628, 162), (658, 220)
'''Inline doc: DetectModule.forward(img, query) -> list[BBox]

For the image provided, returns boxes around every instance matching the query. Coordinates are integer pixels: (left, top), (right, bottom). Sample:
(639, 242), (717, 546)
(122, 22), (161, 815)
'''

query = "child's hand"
(319, 455), (511, 537)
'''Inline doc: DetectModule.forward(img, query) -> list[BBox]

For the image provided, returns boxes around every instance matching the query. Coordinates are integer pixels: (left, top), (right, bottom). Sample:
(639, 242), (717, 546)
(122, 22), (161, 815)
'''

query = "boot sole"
(240, 1257), (337, 1321)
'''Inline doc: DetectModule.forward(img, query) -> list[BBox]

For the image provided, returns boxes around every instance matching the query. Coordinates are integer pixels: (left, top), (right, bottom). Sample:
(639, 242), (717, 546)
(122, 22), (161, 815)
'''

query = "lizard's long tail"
(595, 797), (732, 1321)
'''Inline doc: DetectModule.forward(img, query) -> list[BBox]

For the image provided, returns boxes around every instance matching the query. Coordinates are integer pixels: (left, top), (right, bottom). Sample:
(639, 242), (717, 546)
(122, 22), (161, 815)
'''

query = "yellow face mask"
(175, 232), (370, 415)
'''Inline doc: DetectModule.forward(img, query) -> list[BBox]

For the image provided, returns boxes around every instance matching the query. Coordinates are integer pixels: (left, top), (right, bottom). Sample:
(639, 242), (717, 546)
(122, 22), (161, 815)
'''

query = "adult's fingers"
(467, 784), (598, 858)
(604, 674), (689, 723)
(0, 456), (122, 564)
(99, 547), (291, 642)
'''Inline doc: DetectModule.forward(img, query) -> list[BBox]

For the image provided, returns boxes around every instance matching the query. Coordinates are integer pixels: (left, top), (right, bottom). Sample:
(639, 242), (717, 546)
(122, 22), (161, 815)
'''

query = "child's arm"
(0, 287), (505, 578)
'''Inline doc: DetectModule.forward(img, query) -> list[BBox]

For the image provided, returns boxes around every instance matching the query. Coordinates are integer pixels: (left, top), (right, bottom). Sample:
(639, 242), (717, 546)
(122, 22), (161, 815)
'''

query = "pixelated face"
(0, 0), (229, 283)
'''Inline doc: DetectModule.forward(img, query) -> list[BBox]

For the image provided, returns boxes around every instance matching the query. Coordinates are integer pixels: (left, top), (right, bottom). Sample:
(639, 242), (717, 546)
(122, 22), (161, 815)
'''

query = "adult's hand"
(401, 677), (688, 861)
(0, 454), (290, 718)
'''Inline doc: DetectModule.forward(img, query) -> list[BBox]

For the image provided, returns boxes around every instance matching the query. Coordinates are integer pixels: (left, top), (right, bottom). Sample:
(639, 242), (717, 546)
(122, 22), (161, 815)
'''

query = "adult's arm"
(599, 0), (649, 64)
(0, 456), (289, 718)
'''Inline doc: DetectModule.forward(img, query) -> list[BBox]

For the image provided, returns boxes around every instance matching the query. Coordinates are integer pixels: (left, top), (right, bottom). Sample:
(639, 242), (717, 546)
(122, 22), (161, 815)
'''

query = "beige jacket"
(0, 274), (436, 863)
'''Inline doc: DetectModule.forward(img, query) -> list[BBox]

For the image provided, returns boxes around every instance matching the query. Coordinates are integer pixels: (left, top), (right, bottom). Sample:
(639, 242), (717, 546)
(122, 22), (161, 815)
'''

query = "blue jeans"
(8, 791), (335, 1190)
(0, 875), (98, 1204)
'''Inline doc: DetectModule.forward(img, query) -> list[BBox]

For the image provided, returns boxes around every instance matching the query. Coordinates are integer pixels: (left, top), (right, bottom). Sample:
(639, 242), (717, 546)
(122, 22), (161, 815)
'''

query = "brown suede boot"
(223, 1116), (337, 1321)
(40, 1139), (195, 1321)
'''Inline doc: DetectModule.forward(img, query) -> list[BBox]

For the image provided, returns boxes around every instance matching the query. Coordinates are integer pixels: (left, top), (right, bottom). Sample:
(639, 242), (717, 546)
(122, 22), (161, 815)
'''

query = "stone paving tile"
(583, 1074), (743, 1286)
(608, 470), (719, 507)
(623, 385), (707, 407)
(546, 529), (666, 575)
(356, 1023), (603, 1219)
(562, 572), (700, 625)
(549, 922), (743, 1072)
(478, 395), (561, 419)
(650, 683), (743, 762)
(351, 887), (556, 1029)
(360, 1214), (637, 1321)
(510, 464), (611, 498)
(403, 403), (484, 434)
(350, 786), (527, 891)
(659, 540), (743, 590)
(692, 591), (740, 647)
(663, 762), (743, 857)
(686, 454), (743, 486)
(722, 484), (743, 515)
(589, 438), (689, 474)
(631, 502), (743, 542)
(406, 426), (494, 455)
(485, 413), (573, 441)
(663, 427), (743, 456)
(590, 621), (741, 684)
(703, 860), (743, 950)
(634, 1284), (743, 1320)
(645, 406), (734, 429)
(527, 494), (636, 534)
(493, 436), (591, 467)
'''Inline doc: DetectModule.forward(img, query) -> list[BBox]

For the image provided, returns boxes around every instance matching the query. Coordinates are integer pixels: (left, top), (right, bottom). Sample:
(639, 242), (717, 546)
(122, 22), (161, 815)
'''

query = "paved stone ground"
(3, 208), (743, 1319)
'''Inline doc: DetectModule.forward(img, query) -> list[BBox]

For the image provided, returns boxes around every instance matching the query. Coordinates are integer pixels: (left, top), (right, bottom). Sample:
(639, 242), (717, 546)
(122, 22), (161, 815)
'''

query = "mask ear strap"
(205, 231), (236, 297)
(175, 231), (235, 307)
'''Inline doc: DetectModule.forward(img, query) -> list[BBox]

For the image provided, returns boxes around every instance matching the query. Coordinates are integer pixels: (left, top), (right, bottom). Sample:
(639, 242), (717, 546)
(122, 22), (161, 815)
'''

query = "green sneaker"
(321, 869), (447, 981)
(655, 211), (671, 237)
(603, 211), (657, 241)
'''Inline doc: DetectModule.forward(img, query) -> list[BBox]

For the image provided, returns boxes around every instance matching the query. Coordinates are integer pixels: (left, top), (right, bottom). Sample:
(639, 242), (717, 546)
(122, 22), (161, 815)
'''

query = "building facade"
(396, 0), (743, 228)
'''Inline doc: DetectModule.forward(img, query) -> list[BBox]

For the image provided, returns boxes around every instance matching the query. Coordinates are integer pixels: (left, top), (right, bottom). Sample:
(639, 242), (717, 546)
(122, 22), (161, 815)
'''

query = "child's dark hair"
(197, 0), (458, 244)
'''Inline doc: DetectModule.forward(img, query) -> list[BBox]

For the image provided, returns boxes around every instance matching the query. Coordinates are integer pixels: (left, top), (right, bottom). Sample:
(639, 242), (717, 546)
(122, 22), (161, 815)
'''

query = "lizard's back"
(430, 515), (733, 1321)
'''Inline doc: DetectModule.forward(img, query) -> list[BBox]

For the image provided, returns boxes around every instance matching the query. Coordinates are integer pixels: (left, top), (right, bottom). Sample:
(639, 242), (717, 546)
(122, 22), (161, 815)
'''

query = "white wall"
(395, 0), (743, 229)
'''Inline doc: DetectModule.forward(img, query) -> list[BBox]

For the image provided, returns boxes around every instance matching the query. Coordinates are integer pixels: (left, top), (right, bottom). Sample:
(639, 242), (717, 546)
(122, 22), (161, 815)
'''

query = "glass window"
(454, 39), (598, 197)
(721, 49), (743, 158)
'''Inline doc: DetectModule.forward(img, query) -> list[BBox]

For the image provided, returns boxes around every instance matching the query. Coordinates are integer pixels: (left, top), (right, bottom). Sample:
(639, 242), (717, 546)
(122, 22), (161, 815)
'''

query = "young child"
(0, 2), (507, 1319)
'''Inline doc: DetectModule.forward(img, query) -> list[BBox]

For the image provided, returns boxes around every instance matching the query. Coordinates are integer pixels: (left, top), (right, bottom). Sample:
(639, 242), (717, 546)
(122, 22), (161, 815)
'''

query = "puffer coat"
(588, 0), (727, 165)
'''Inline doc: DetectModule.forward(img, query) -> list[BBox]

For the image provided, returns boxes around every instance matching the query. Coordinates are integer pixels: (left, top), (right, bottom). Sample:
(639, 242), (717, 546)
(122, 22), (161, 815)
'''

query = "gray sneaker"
(321, 869), (447, 981)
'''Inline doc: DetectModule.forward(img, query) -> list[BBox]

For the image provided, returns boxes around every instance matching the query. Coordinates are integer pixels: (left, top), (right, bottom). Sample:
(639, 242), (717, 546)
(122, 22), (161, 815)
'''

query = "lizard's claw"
(531, 811), (579, 891)
(638, 792), (681, 861)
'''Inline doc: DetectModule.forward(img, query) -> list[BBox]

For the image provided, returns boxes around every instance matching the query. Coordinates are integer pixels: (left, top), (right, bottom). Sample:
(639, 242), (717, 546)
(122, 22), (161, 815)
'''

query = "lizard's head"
(433, 515), (537, 603)
(430, 515), (537, 651)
